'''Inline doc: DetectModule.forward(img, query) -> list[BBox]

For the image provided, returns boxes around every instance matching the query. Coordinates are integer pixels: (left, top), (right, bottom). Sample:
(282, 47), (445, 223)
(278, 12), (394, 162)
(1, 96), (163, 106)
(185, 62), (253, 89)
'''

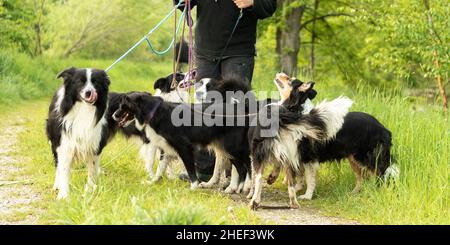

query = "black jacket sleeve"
(249, 0), (277, 19)
(173, 0), (197, 10)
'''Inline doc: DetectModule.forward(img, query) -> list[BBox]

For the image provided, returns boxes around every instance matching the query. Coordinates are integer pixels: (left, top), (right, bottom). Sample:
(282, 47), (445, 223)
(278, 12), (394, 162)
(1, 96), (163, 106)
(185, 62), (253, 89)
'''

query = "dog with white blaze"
(106, 72), (190, 182)
(266, 73), (396, 203)
(46, 67), (110, 199)
(193, 76), (317, 194)
(248, 73), (353, 210)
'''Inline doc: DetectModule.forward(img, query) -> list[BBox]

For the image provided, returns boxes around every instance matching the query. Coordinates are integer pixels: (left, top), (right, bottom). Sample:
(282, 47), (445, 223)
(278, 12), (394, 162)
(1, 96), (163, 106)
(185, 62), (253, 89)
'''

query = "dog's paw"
(190, 181), (199, 190)
(151, 176), (163, 184)
(289, 201), (300, 209)
(224, 186), (237, 194)
(56, 191), (68, 200)
(198, 181), (215, 189)
(249, 200), (260, 211)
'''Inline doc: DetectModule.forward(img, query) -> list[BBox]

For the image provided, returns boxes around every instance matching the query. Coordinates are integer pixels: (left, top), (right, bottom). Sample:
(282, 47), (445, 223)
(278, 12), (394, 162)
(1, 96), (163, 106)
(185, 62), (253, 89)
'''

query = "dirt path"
(230, 187), (359, 225)
(0, 118), (40, 224)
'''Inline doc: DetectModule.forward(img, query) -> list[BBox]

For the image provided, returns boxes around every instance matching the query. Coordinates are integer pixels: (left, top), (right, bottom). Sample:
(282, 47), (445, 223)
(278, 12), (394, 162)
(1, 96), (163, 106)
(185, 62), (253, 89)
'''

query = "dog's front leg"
(286, 167), (300, 209)
(85, 155), (100, 192)
(249, 163), (265, 210)
(55, 144), (74, 199)
(299, 162), (319, 200)
(177, 148), (199, 189)
(295, 164), (305, 192)
(246, 162), (255, 199)
(142, 143), (157, 178)
(242, 172), (252, 194)
(199, 154), (225, 189)
(224, 165), (239, 193)
(151, 151), (169, 183)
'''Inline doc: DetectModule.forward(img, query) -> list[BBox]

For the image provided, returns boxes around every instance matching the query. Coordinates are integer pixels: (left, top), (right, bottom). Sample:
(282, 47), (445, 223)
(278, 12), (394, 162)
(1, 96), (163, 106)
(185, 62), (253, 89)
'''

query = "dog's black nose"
(85, 91), (91, 98)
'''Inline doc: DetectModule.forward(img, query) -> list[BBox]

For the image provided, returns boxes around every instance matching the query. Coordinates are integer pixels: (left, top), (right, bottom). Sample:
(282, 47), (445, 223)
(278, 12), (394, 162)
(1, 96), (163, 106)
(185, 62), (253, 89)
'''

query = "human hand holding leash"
(233, 0), (254, 9)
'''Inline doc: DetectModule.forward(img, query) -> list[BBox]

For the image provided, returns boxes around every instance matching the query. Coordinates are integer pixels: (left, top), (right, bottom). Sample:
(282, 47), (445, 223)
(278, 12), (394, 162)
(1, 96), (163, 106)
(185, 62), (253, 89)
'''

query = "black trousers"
(195, 55), (255, 84)
(194, 55), (255, 179)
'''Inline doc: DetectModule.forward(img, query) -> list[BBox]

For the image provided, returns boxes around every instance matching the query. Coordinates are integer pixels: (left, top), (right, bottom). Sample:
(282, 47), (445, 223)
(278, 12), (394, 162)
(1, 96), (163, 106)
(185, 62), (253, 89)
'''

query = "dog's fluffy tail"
(307, 96), (353, 141)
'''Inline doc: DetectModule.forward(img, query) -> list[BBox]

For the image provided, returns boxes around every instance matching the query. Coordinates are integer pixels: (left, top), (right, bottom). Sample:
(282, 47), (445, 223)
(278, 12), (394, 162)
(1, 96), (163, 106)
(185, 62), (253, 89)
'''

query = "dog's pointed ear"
(175, 72), (185, 82)
(298, 82), (312, 92)
(154, 78), (167, 90)
(308, 89), (317, 100)
(57, 67), (76, 80)
(101, 70), (111, 86)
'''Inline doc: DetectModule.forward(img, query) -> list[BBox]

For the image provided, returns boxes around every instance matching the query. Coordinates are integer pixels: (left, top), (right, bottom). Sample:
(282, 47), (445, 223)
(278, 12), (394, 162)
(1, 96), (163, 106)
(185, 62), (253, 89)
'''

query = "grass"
(0, 51), (449, 224)
(8, 100), (259, 224)
(0, 50), (173, 105)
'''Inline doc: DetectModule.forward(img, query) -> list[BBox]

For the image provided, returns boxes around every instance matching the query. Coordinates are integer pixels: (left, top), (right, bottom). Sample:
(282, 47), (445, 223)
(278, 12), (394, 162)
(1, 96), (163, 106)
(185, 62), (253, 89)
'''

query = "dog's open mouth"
(82, 92), (98, 104)
(117, 113), (129, 127)
(275, 78), (284, 89)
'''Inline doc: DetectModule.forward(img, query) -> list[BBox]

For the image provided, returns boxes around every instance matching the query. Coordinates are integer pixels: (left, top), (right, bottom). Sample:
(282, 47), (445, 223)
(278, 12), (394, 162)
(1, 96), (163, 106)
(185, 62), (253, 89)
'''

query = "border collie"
(107, 72), (189, 181)
(112, 92), (253, 190)
(194, 78), (263, 192)
(248, 73), (353, 209)
(46, 67), (110, 199)
(268, 75), (395, 200)
(194, 77), (316, 192)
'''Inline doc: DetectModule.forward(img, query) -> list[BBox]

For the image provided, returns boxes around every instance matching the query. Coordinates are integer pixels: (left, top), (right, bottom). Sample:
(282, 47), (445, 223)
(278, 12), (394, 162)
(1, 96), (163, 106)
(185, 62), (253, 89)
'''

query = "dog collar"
(146, 99), (162, 123)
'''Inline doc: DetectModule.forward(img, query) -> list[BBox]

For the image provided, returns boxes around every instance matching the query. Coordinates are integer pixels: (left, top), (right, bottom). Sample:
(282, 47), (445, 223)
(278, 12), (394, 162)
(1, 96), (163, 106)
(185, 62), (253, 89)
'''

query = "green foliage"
(0, 0), (34, 53)
(0, 49), (174, 105)
(0, 50), (56, 104)
(44, 0), (176, 59)
(255, 0), (449, 90)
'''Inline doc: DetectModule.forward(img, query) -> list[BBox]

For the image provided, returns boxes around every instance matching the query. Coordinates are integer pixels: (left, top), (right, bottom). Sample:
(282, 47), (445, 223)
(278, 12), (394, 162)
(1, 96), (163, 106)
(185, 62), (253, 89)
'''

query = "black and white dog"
(107, 72), (190, 181)
(248, 73), (353, 209)
(112, 92), (253, 190)
(47, 69), (189, 199)
(267, 74), (396, 201)
(46, 67), (110, 199)
(194, 77), (316, 193)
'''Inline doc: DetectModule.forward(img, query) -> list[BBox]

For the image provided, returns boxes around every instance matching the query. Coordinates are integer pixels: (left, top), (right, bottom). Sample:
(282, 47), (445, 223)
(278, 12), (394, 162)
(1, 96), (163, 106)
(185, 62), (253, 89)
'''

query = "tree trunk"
(432, 50), (448, 113)
(33, 0), (45, 56)
(310, 0), (319, 80)
(276, 0), (306, 76)
(423, 0), (447, 113)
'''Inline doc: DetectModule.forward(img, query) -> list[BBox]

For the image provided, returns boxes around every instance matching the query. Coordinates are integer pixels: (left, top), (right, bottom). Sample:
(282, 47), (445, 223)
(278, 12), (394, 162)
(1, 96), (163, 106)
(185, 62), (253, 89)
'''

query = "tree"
(0, 0), (34, 54)
(275, 0), (307, 75)
(423, 0), (447, 112)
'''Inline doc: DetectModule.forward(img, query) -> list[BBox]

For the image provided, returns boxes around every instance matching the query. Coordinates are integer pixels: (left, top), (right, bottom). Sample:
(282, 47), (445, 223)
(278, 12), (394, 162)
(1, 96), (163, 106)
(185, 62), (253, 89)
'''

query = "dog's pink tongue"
(88, 91), (98, 103)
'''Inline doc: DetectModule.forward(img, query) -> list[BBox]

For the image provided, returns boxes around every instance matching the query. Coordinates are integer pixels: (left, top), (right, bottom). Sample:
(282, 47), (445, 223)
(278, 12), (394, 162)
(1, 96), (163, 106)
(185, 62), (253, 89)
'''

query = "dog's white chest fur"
(61, 101), (105, 158)
(271, 127), (302, 171)
(135, 121), (178, 157)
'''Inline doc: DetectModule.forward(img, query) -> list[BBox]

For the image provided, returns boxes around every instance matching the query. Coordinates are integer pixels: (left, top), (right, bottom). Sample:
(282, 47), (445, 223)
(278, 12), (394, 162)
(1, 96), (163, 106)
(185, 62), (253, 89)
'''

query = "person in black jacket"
(174, 0), (277, 181)
(175, 0), (276, 83)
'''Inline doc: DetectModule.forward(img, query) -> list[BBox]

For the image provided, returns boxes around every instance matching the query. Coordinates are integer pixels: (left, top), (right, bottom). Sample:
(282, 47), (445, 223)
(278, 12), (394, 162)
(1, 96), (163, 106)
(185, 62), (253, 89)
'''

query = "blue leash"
(106, 1), (186, 72)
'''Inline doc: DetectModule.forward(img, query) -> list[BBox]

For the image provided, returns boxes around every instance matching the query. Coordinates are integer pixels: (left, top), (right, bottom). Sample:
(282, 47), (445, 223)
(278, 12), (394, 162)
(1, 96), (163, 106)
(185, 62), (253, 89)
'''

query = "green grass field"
(0, 51), (449, 224)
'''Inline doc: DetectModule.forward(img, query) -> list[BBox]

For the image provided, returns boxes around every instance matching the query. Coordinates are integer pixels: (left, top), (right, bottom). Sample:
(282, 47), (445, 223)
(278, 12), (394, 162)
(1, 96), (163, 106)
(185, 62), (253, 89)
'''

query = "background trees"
(1, 0), (448, 110)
